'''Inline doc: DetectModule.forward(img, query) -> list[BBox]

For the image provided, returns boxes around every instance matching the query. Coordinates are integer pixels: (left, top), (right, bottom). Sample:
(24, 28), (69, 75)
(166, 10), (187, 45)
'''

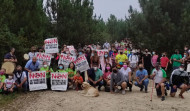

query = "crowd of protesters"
(0, 38), (189, 101)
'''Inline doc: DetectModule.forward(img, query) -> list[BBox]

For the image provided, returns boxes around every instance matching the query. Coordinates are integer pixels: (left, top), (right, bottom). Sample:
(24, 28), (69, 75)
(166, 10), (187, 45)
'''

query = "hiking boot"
(140, 86), (144, 92)
(145, 89), (148, 93)
(161, 96), (165, 101)
(122, 90), (126, 95)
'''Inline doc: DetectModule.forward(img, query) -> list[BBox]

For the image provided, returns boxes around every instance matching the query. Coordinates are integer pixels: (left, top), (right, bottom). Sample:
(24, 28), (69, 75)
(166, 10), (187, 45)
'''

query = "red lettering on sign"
(29, 72), (46, 79)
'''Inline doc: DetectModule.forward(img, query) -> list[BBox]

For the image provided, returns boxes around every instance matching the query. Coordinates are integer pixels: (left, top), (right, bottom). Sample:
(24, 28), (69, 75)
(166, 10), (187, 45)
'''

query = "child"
(73, 71), (83, 91)
(0, 68), (6, 93)
(4, 75), (15, 94)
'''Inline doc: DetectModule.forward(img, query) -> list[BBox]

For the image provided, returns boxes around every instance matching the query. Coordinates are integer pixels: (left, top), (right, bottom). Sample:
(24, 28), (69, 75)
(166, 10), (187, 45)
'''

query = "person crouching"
(4, 75), (14, 95)
(73, 71), (83, 91)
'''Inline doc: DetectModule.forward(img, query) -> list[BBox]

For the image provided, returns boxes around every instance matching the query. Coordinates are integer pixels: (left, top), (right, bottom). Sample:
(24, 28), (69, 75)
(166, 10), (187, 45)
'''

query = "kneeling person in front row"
(73, 71), (83, 91)
(87, 64), (103, 91)
(4, 75), (14, 94)
(150, 63), (167, 101)
(170, 64), (189, 99)
(135, 64), (149, 93)
(110, 65), (126, 95)
(14, 65), (27, 92)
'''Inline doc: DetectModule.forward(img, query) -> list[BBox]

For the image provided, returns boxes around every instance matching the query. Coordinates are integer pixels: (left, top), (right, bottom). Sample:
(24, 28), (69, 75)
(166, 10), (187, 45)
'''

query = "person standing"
(170, 49), (183, 70)
(151, 51), (159, 68)
(115, 49), (128, 69)
(28, 46), (37, 60)
(103, 41), (110, 49)
(160, 52), (169, 71)
(142, 49), (152, 75)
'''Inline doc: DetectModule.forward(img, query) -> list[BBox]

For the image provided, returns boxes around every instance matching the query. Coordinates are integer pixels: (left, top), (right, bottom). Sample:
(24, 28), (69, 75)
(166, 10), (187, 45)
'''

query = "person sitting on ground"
(14, 65), (27, 92)
(66, 62), (76, 89)
(110, 65), (126, 95)
(73, 71), (83, 91)
(119, 62), (133, 92)
(115, 49), (128, 69)
(4, 75), (14, 94)
(103, 63), (112, 87)
(87, 64), (103, 91)
(40, 61), (54, 90)
(0, 68), (6, 93)
(4, 47), (17, 63)
(135, 64), (149, 93)
(150, 63), (167, 101)
(170, 64), (189, 99)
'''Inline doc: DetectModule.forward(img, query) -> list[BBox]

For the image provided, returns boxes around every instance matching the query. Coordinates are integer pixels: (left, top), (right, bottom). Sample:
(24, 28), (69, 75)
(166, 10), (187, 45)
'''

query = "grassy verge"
(0, 92), (19, 108)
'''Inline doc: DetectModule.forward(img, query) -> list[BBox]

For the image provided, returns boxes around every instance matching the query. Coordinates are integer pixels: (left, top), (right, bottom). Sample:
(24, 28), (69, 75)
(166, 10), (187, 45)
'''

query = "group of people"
(0, 38), (190, 102)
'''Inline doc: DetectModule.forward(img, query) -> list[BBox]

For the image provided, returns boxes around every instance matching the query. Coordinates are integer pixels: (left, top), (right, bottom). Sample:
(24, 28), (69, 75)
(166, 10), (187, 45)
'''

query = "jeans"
(135, 79), (149, 90)
(88, 80), (103, 88)
(14, 81), (27, 92)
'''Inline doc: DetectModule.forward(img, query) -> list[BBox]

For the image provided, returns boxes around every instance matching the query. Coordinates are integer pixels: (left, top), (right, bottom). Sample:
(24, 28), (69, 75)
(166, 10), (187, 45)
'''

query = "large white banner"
(36, 53), (52, 68)
(96, 49), (108, 57)
(51, 72), (68, 91)
(58, 53), (76, 70)
(73, 55), (90, 72)
(28, 71), (47, 91)
(45, 38), (59, 53)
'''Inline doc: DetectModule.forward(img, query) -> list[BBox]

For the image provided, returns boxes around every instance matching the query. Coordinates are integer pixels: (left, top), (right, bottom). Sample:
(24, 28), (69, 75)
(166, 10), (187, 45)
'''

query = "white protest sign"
(51, 72), (68, 91)
(96, 49), (109, 57)
(45, 38), (59, 53)
(58, 53), (76, 70)
(36, 53), (52, 68)
(73, 55), (90, 72)
(28, 71), (47, 91)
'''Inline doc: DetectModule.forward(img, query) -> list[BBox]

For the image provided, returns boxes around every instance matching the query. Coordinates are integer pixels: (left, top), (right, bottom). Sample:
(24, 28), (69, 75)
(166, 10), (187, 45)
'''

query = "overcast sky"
(93, 0), (141, 20)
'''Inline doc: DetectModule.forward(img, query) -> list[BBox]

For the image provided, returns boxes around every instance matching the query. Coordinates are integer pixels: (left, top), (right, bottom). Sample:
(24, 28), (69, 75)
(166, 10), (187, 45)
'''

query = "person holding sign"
(87, 64), (103, 91)
(66, 62), (76, 89)
(73, 71), (83, 91)
(57, 64), (67, 73)
(25, 57), (40, 73)
(40, 61), (54, 89)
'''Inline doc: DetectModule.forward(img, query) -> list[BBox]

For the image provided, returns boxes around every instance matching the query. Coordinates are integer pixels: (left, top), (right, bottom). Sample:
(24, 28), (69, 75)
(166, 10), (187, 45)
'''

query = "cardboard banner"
(187, 64), (190, 72)
(28, 71), (47, 91)
(67, 46), (75, 55)
(96, 50), (109, 57)
(58, 53), (76, 70)
(36, 53), (52, 68)
(73, 55), (90, 72)
(45, 38), (59, 53)
(51, 72), (68, 91)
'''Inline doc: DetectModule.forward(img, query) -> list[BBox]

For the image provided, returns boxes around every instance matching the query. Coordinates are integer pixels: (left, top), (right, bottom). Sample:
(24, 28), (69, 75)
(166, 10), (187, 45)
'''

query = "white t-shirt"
(5, 79), (15, 88)
(152, 69), (165, 83)
(28, 52), (38, 60)
(129, 55), (139, 64)
(14, 71), (27, 83)
(119, 67), (131, 82)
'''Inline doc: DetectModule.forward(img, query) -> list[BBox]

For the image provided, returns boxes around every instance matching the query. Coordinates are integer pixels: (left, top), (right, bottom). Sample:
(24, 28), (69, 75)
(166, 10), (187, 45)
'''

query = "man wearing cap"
(150, 63), (167, 101)
(115, 49), (128, 69)
(170, 64), (189, 99)
(170, 49), (183, 70)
